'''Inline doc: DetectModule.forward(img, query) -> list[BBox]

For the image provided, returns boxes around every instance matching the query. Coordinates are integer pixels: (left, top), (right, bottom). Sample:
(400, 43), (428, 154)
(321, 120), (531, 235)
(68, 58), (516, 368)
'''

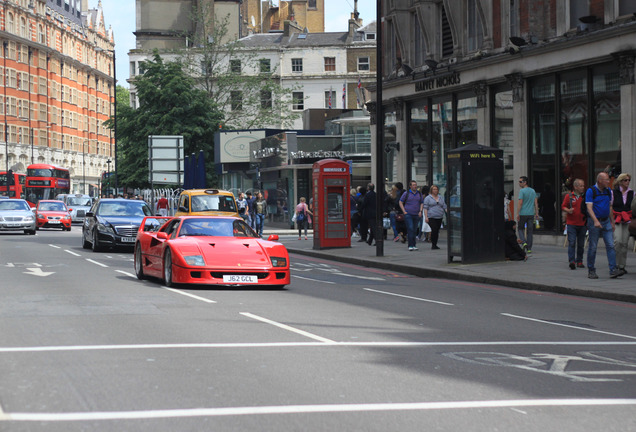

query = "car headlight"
(270, 257), (287, 267)
(184, 255), (205, 266)
(37, 214), (45, 219)
(24, 215), (34, 222)
(97, 222), (114, 233)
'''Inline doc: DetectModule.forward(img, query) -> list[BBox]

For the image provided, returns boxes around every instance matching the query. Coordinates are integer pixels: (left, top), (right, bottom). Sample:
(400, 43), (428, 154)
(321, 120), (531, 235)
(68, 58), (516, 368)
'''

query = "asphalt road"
(1, 229), (635, 431)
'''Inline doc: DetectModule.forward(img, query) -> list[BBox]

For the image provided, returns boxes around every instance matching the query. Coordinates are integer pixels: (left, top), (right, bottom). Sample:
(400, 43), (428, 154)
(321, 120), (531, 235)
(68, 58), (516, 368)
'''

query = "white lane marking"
(48, 244), (61, 249)
(1, 341), (636, 353)
(86, 259), (108, 268)
(240, 312), (336, 344)
(3, 399), (636, 422)
(115, 270), (136, 278)
(292, 275), (336, 284)
(64, 250), (81, 257)
(23, 268), (55, 277)
(364, 288), (454, 306)
(502, 313), (636, 340)
(165, 287), (216, 303)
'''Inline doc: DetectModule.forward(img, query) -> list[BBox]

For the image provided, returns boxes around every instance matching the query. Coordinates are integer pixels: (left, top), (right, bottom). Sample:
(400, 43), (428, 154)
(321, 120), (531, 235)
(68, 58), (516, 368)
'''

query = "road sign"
(148, 136), (184, 185)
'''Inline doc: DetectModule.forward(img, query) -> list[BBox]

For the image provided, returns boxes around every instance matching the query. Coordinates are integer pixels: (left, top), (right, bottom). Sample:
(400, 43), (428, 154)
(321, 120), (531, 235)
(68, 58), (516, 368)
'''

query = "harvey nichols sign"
(415, 72), (461, 92)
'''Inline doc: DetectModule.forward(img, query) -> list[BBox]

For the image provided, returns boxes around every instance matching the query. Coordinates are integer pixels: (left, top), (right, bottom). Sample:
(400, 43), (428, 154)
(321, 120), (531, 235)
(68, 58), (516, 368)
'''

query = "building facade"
(369, 0), (636, 238)
(1, 0), (115, 195)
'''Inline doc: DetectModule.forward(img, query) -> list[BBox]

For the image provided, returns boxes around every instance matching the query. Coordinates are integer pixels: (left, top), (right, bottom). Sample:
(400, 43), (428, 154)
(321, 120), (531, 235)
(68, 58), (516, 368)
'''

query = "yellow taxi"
(175, 189), (240, 217)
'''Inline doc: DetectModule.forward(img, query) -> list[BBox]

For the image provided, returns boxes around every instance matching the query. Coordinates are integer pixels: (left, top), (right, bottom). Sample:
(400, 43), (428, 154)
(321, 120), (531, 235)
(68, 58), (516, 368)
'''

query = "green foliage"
(105, 52), (222, 189)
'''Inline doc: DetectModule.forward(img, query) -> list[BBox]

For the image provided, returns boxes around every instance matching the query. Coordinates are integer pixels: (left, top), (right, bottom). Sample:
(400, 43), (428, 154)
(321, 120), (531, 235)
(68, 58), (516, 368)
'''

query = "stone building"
(369, 0), (636, 239)
(1, 0), (115, 195)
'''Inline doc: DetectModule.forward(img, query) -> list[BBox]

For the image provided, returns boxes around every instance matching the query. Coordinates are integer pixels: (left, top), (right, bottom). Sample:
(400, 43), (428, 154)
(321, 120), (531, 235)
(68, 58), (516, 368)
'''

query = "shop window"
(431, 99), (453, 197)
(493, 88), (515, 195)
(456, 95), (478, 147)
(560, 70), (588, 198)
(592, 65), (621, 181)
(409, 100), (430, 186)
(384, 110), (398, 185)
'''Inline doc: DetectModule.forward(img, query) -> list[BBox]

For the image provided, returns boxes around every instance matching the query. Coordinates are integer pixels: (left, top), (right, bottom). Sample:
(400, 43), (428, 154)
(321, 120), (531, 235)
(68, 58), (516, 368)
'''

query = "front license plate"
(121, 237), (136, 243)
(49, 220), (60, 224)
(223, 275), (258, 284)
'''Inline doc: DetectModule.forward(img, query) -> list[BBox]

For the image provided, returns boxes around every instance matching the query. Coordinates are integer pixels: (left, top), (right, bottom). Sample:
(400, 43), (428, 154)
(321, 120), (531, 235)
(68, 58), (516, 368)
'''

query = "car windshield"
(0, 201), (30, 211)
(97, 201), (152, 217)
(39, 202), (66, 211)
(67, 197), (92, 206)
(190, 195), (237, 212)
(178, 218), (258, 238)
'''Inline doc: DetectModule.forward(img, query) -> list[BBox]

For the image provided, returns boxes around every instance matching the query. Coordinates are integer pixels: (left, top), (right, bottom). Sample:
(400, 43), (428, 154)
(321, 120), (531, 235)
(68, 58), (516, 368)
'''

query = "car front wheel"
(82, 229), (91, 249)
(92, 230), (103, 252)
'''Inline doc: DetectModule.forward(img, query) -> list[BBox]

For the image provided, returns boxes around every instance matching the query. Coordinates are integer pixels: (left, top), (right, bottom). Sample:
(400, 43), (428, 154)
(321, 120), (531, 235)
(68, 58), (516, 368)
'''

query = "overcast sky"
(98, 0), (377, 86)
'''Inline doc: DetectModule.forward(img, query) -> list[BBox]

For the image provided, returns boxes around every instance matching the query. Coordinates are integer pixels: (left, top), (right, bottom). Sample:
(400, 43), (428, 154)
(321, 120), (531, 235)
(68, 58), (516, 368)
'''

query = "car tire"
(35, 226), (39, 231)
(163, 248), (174, 287)
(134, 243), (146, 280)
(92, 230), (103, 252)
(82, 230), (91, 249)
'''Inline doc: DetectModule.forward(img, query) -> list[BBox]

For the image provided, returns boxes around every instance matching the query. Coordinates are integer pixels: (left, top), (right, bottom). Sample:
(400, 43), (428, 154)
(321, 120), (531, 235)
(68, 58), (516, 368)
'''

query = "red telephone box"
(312, 159), (351, 249)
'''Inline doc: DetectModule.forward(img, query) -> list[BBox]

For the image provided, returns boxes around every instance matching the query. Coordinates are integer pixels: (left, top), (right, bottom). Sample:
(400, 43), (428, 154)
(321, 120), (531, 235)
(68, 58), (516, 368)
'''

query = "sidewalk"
(262, 227), (636, 304)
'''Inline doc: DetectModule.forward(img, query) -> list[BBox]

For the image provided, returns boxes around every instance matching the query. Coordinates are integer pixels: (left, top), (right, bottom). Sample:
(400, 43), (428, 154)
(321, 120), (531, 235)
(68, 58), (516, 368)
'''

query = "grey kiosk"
(446, 143), (504, 263)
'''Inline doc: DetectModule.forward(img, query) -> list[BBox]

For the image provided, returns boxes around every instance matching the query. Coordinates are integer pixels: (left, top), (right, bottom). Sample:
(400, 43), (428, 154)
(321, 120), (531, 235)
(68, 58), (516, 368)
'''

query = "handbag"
(629, 218), (636, 237)
(395, 213), (405, 222)
(291, 213), (297, 223)
(382, 217), (391, 229)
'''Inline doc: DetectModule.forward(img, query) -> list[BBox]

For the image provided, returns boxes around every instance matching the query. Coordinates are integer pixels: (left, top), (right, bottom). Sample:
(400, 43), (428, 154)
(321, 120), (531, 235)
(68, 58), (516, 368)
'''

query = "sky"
(98, 0), (377, 87)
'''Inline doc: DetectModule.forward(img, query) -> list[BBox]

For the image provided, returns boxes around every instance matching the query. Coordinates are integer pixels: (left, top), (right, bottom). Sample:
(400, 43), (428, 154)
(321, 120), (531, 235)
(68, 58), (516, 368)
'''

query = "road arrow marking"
(23, 268), (55, 277)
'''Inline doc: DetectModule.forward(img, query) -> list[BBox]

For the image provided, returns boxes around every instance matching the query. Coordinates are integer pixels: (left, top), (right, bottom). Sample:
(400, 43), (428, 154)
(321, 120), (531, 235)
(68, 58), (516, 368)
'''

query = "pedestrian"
(419, 185), (431, 242)
(295, 197), (312, 240)
(254, 192), (267, 237)
(399, 180), (424, 251)
(612, 173), (633, 276)
(156, 194), (169, 216)
(355, 186), (368, 242)
(516, 176), (538, 254)
(360, 183), (377, 246)
(350, 188), (359, 237)
(237, 192), (248, 221)
(246, 191), (256, 229)
(561, 178), (587, 269)
(504, 220), (527, 261)
(386, 182), (405, 242)
(586, 172), (621, 279)
(423, 184), (447, 250)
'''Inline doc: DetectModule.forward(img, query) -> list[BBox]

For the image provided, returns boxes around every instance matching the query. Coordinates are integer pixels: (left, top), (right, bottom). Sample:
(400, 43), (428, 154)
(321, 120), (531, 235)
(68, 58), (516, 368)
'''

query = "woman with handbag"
(423, 185), (447, 250)
(295, 197), (313, 240)
(612, 173), (633, 276)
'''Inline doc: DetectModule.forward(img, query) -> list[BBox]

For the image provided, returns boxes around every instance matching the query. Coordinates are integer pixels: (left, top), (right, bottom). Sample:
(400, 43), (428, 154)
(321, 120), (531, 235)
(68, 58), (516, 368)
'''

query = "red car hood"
(38, 211), (69, 217)
(172, 237), (276, 268)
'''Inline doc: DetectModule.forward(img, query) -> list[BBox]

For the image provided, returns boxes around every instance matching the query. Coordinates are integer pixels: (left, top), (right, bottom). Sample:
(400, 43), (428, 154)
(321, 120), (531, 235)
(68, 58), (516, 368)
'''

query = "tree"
(105, 52), (223, 189)
(175, 11), (300, 130)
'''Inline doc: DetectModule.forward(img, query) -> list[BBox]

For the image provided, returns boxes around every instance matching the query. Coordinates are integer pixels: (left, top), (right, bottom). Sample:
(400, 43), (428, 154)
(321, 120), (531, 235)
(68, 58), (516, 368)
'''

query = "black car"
(82, 199), (153, 252)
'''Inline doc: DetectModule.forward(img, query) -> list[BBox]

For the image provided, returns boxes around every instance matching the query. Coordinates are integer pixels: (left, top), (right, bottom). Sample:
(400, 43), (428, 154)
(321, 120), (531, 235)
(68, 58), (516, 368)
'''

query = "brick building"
(369, 0), (636, 239)
(1, 0), (115, 195)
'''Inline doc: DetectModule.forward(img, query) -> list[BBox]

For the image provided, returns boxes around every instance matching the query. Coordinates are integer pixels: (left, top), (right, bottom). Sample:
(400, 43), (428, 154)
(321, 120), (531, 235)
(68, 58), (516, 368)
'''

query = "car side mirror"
(68, 208), (73, 212)
(157, 232), (168, 240)
(178, 206), (188, 212)
(267, 234), (279, 241)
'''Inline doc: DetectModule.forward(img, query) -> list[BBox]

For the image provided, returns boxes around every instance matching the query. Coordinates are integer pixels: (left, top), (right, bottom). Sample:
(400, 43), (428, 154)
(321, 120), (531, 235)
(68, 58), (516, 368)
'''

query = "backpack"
(580, 186), (610, 222)
(297, 205), (306, 222)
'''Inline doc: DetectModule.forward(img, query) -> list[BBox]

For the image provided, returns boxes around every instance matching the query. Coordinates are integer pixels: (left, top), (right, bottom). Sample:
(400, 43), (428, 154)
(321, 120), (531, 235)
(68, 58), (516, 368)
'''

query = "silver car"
(57, 194), (93, 223)
(0, 199), (36, 235)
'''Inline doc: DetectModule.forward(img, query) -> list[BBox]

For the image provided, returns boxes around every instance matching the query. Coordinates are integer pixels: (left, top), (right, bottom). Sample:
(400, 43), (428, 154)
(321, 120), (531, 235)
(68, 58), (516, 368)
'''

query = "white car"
(57, 194), (93, 223)
(0, 199), (36, 235)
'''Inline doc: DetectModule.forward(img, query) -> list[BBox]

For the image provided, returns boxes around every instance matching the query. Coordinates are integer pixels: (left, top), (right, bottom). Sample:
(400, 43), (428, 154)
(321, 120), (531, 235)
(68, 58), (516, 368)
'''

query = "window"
(358, 57), (370, 71)
(619, 0), (636, 16)
(230, 59), (241, 74)
(324, 90), (336, 109)
(413, 13), (425, 66)
(260, 90), (272, 109)
(259, 58), (271, 73)
(230, 90), (242, 111)
(441, 5), (453, 57)
(292, 92), (304, 110)
(467, 0), (484, 52)
(324, 57), (336, 72)
(365, 32), (376, 41)
(291, 58), (303, 72)
(509, 0), (519, 39)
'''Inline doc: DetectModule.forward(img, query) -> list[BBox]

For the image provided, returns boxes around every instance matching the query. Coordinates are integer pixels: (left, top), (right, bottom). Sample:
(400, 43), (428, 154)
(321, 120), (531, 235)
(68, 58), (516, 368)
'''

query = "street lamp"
(95, 47), (117, 193)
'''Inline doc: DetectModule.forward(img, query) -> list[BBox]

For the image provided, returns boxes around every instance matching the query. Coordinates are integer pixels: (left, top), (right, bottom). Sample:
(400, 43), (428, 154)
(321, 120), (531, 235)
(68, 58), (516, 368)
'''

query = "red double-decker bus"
(25, 164), (70, 203)
(0, 170), (26, 198)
